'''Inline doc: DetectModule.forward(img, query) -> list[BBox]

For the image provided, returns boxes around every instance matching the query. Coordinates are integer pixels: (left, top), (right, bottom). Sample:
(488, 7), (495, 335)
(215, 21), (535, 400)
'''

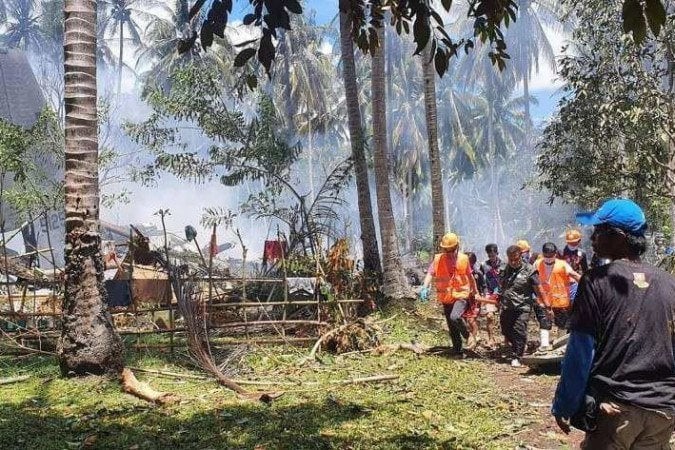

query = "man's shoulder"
(521, 263), (536, 275)
(585, 260), (675, 287)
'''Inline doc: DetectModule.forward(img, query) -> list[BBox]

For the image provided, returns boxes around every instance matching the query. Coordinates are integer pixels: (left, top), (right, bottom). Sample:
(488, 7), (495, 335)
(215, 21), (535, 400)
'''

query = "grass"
(0, 305), (551, 450)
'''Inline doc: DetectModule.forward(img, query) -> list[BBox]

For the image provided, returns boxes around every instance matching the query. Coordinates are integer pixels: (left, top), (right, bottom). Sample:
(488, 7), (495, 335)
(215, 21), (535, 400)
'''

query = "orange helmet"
(565, 229), (582, 244)
(440, 232), (459, 249)
(516, 239), (531, 252)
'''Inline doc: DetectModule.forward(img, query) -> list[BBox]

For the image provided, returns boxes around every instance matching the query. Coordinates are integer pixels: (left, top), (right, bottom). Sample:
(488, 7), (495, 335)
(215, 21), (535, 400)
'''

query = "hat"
(516, 239), (530, 252)
(576, 198), (647, 236)
(440, 232), (459, 249)
(565, 229), (582, 244)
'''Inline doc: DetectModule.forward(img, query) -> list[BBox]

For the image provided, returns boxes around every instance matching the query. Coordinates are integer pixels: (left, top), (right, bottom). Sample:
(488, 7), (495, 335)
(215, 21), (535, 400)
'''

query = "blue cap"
(576, 198), (647, 236)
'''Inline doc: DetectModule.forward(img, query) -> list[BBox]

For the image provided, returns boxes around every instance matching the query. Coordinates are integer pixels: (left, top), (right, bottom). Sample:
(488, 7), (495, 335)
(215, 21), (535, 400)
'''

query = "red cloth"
(462, 297), (480, 319)
(263, 240), (287, 264)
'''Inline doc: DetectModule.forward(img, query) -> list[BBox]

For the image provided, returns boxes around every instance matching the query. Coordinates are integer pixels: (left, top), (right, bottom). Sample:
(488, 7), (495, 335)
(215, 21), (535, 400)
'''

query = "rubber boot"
(538, 329), (552, 352)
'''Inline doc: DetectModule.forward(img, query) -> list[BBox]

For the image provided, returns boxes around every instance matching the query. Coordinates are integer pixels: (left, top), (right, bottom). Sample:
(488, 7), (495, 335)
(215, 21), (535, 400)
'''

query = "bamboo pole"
(279, 228), (288, 337)
(0, 299), (365, 317)
(157, 211), (174, 354)
(129, 227), (140, 354)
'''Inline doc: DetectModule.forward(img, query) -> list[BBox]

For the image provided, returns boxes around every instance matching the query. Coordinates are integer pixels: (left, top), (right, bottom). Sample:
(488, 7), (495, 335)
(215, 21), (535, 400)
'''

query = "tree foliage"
(537, 0), (674, 218)
(182, 0), (666, 81)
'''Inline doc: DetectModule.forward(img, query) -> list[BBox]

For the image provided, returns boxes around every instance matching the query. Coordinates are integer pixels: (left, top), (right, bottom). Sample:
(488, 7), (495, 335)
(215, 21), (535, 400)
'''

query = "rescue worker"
(560, 229), (589, 274)
(500, 245), (546, 367)
(420, 232), (478, 355)
(480, 243), (504, 347)
(552, 198), (675, 448)
(516, 239), (532, 264)
(518, 239), (552, 351)
(560, 229), (589, 301)
(536, 242), (581, 333)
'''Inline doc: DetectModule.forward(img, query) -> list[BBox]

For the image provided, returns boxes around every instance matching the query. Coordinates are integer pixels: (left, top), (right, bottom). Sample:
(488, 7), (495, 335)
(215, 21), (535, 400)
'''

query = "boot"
(538, 329), (552, 352)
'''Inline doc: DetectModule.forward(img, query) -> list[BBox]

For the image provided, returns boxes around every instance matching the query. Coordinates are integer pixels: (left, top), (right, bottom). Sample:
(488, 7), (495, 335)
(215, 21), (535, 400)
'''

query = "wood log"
(120, 368), (178, 405)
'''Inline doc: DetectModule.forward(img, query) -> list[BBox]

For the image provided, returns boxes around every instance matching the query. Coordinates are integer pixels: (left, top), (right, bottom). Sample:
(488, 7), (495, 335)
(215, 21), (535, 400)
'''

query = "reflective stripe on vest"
(537, 259), (571, 309)
(433, 252), (472, 304)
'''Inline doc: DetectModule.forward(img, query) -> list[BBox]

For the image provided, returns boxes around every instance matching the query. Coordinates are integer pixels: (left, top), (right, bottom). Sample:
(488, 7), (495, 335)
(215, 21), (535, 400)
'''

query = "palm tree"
(385, 30), (427, 252)
(420, 26), (445, 249)
(338, 0), (382, 276)
(134, 0), (198, 93)
(371, 23), (409, 298)
(505, 0), (563, 135)
(2, 0), (45, 50)
(59, 0), (124, 375)
(272, 15), (337, 199)
(99, 0), (155, 93)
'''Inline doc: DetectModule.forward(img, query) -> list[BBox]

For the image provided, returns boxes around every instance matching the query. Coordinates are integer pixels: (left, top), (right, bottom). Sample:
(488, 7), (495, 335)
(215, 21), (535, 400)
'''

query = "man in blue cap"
(551, 198), (675, 448)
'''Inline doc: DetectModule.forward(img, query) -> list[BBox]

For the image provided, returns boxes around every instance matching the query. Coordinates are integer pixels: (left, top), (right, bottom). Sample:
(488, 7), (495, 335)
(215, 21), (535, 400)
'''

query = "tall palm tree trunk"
(338, 2), (382, 276)
(371, 25), (409, 298)
(666, 41), (675, 247)
(422, 39), (445, 247)
(117, 21), (124, 94)
(59, 0), (124, 376)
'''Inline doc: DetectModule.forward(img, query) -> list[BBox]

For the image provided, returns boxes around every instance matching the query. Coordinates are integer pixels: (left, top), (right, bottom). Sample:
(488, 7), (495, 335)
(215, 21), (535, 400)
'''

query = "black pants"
(533, 303), (552, 330)
(443, 301), (469, 352)
(552, 308), (570, 330)
(500, 308), (530, 357)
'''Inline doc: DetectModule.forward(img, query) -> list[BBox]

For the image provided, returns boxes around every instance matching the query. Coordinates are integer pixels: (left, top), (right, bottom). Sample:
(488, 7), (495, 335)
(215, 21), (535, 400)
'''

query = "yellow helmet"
(565, 229), (582, 244)
(516, 239), (531, 252)
(440, 232), (460, 249)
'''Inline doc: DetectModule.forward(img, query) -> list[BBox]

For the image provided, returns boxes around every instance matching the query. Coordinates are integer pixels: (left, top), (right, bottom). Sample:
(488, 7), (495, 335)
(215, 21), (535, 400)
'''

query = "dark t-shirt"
(472, 263), (486, 295)
(500, 263), (539, 311)
(560, 246), (589, 274)
(481, 258), (505, 294)
(569, 260), (675, 412)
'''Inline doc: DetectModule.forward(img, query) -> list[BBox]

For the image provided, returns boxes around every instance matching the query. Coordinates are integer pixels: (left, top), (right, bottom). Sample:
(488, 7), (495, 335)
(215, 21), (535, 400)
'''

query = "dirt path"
(484, 357), (584, 449)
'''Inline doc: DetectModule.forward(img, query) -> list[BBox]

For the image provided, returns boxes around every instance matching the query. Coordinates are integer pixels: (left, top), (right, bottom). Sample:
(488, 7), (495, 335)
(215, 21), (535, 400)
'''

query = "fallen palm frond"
(177, 283), (282, 402)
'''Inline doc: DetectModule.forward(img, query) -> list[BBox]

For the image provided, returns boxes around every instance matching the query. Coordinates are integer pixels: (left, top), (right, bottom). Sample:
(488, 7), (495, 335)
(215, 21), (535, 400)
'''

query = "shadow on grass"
(0, 356), (474, 450)
(0, 394), (461, 450)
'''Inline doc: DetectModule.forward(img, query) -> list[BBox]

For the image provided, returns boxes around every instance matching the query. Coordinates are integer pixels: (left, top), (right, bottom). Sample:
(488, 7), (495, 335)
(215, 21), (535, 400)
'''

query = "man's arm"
(530, 271), (551, 308)
(467, 264), (478, 296)
(552, 331), (595, 433)
(564, 262), (581, 283)
(580, 253), (589, 274)
(552, 275), (598, 433)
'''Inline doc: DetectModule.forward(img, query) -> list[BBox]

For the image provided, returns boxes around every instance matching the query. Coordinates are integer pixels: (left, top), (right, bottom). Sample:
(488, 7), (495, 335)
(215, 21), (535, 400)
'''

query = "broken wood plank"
(0, 374), (30, 385)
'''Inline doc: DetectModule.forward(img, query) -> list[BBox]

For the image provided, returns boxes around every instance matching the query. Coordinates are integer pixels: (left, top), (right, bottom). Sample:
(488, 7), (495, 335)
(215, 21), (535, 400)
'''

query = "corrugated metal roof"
(0, 48), (45, 128)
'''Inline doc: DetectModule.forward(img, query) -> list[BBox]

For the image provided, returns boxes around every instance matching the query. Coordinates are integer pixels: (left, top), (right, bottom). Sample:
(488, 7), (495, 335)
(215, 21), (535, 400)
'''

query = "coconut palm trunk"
(371, 25), (409, 298)
(117, 19), (124, 94)
(421, 37), (445, 247)
(59, 0), (124, 376)
(338, 2), (382, 275)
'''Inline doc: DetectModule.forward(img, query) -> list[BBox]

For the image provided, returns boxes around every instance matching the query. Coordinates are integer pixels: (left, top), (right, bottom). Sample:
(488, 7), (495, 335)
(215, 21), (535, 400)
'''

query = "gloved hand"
(419, 286), (430, 302)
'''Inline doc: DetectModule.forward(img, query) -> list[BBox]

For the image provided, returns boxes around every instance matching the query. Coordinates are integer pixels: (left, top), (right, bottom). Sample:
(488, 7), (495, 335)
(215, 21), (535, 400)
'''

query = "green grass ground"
(0, 306), (571, 450)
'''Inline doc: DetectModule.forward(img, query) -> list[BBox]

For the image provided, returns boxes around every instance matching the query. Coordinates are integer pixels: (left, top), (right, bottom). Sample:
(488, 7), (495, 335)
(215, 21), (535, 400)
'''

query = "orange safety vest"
(537, 259), (571, 309)
(432, 252), (472, 304)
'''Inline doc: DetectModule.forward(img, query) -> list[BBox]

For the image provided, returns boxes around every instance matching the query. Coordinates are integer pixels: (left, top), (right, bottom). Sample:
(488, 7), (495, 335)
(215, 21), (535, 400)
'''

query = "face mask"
(544, 257), (556, 265)
(567, 244), (579, 250)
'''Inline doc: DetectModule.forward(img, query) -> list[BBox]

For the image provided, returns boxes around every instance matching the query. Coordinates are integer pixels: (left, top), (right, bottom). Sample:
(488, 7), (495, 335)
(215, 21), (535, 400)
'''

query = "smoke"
(16, 5), (584, 271)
